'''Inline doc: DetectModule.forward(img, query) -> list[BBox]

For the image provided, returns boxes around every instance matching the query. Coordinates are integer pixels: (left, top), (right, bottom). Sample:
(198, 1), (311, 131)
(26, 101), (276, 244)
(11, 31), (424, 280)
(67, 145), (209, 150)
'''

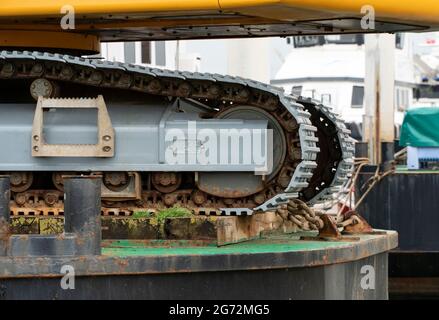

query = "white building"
(271, 34), (439, 138)
(99, 38), (290, 82)
(99, 34), (439, 139)
(272, 35), (420, 124)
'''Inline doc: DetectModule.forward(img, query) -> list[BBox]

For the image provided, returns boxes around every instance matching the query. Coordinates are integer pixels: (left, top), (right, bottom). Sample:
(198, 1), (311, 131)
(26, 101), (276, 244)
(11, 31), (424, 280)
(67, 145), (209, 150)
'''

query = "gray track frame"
(0, 50), (324, 214)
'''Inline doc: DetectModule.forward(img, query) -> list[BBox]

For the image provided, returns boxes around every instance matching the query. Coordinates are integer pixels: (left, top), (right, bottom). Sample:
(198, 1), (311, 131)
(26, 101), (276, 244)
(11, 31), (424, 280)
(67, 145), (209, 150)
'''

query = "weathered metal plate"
(11, 213), (285, 246)
(356, 170), (439, 251)
(0, 231), (397, 299)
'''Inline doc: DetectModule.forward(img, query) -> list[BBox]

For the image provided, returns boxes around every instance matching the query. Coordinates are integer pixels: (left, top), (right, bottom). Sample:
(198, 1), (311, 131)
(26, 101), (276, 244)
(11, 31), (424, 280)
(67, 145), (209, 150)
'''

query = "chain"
(276, 199), (324, 230)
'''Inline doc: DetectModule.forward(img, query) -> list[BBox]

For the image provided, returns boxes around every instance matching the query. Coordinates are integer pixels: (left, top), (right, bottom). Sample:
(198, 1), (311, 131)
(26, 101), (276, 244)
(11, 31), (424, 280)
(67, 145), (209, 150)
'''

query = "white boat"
(271, 34), (439, 139)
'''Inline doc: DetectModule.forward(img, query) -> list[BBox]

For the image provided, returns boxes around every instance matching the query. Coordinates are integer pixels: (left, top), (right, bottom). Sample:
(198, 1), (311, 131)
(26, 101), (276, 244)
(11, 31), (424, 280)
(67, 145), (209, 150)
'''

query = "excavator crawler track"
(0, 50), (352, 216)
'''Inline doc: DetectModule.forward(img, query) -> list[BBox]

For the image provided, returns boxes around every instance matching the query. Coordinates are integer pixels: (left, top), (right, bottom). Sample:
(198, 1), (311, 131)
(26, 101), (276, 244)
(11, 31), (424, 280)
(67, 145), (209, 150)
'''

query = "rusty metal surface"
(0, 231), (397, 278)
(64, 176), (102, 256)
(151, 172), (182, 194)
(356, 169), (439, 251)
(342, 213), (374, 234)
(388, 251), (439, 298)
(101, 216), (218, 241)
(8, 234), (77, 257)
(7, 172), (33, 193)
(317, 214), (342, 239)
(9, 213), (299, 246)
(0, 177), (10, 256)
(101, 172), (142, 201)
(390, 277), (439, 298)
(0, 252), (390, 300)
(2, 175), (104, 257)
(356, 170), (439, 298)
(276, 199), (324, 231)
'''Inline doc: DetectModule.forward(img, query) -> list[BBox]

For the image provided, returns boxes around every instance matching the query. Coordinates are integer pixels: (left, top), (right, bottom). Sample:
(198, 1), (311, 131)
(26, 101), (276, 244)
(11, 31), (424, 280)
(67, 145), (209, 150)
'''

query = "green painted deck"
(396, 165), (439, 174)
(102, 232), (380, 257)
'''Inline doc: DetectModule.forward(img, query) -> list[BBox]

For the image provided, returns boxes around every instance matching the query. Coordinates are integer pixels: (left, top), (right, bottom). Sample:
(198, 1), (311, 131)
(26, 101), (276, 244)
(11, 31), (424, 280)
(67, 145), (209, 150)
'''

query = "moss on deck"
(102, 232), (379, 257)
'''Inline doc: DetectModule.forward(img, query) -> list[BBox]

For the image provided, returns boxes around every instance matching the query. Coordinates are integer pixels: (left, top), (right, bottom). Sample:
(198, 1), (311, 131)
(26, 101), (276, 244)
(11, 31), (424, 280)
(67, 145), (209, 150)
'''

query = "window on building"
(292, 34), (364, 47)
(303, 89), (317, 99)
(293, 36), (324, 48)
(416, 85), (439, 99)
(351, 86), (364, 108)
(291, 86), (303, 96)
(124, 42), (136, 64)
(396, 88), (410, 111)
(155, 41), (166, 66)
(321, 93), (332, 105)
(141, 41), (152, 64)
(326, 34), (364, 45)
(395, 33), (404, 49)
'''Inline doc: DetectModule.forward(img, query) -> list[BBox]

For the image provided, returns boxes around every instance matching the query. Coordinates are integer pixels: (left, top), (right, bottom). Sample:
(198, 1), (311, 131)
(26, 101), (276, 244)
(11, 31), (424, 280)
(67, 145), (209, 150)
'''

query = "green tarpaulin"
(400, 107), (439, 147)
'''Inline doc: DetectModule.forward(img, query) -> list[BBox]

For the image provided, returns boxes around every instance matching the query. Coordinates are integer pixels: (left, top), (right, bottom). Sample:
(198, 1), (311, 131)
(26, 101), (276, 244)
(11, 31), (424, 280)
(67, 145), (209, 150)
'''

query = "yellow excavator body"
(0, 0), (438, 53)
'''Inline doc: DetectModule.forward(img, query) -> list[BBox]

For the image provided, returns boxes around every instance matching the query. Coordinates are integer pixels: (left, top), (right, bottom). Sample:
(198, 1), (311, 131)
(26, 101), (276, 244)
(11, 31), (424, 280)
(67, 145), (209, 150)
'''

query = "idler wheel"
(192, 190), (207, 206)
(163, 193), (178, 206)
(9, 172), (33, 193)
(52, 172), (75, 192)
(151, 172), (182, 193)
(104, 172), (130, 192)
(44, 192), (59, 207)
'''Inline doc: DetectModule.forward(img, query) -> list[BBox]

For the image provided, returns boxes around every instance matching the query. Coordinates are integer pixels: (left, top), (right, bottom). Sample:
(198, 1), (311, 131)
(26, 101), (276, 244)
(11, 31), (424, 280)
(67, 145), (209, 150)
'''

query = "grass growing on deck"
(132, 211), (152, 218)
(156, 207), (192, 223)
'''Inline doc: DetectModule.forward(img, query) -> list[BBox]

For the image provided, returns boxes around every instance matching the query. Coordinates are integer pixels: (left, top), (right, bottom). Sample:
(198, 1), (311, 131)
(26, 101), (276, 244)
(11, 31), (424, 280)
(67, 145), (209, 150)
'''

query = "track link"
(297, 97), (354, 204)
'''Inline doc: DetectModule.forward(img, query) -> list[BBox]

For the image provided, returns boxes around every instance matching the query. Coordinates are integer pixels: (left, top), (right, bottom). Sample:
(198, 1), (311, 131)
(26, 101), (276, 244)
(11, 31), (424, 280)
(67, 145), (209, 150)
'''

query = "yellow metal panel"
(0, 0), (220, 16)
(0, 0), (437, 25)
(0, 30), (100, 54)
(0, 0), (438, 52)
(0, 18), (277, 33)
(219, 0), (439, 24)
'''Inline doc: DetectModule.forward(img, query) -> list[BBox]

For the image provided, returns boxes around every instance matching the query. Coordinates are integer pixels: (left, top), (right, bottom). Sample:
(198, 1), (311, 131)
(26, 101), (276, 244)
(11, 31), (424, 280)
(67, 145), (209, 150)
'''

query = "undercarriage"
(0, 51), (354, 217)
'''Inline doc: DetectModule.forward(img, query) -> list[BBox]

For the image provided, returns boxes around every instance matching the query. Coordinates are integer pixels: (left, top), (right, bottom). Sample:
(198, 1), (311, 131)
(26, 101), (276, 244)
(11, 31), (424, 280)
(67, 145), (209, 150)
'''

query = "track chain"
(0, 50), (352, 214)
(296, 97), (354, 203)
